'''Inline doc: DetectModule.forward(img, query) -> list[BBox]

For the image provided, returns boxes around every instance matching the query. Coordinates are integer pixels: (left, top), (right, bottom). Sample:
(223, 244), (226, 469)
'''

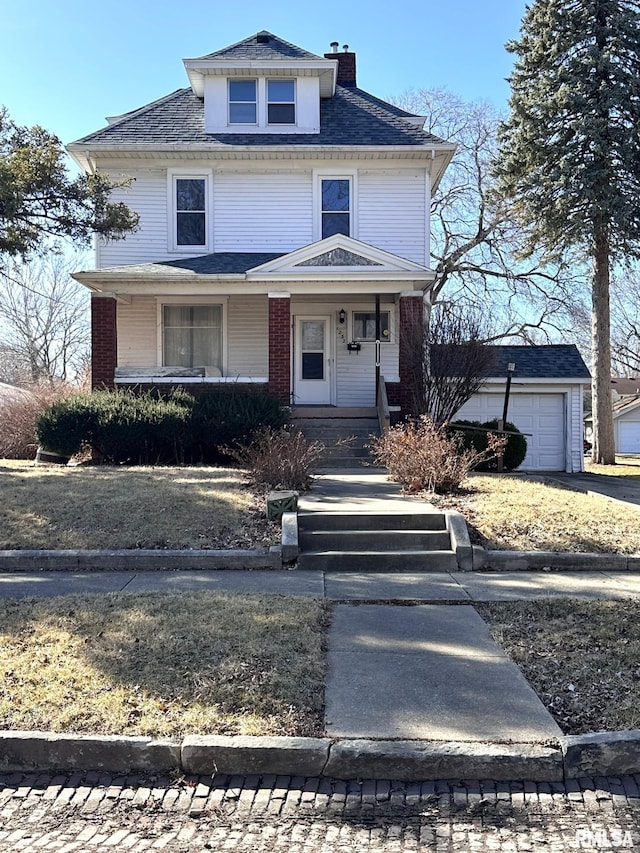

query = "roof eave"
(183, 57), (338, 97)
(67, 141), (458, 168)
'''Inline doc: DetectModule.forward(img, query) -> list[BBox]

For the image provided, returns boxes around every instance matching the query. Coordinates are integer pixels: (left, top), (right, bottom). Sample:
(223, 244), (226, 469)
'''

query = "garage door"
(620, 421), (640, 453)
(454, 393), (566, 471)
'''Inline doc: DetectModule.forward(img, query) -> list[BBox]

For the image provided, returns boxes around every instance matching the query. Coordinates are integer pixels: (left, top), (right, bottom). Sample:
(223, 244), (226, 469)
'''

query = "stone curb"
(0, 548), (281, 572)
(0, 732), (181, 773)
(479, 548), (640, 572)
(444, 511), (473, 571)
(4, 731), (640, 781)
(2, 546), (638, 574)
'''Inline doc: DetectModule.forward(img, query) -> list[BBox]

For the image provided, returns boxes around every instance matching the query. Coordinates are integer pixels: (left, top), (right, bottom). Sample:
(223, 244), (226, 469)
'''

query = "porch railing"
(377, 374), (391, 434)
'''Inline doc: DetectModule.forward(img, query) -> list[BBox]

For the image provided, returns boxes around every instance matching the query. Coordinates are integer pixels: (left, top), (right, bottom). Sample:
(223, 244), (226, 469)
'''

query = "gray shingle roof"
(484, 345), (591, 379)
(72, 85), (445, 148)
(86, 253), (285, 277)
(199, 31), (324, 61)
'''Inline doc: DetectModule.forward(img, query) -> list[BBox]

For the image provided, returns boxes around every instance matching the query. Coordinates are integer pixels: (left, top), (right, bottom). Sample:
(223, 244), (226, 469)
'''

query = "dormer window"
(267, 80), (295, 124)
(229, 80), (257, 124)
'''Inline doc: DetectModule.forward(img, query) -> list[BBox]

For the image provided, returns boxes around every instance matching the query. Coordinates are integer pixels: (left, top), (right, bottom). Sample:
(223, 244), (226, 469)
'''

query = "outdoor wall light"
(339, 308), (346, 324)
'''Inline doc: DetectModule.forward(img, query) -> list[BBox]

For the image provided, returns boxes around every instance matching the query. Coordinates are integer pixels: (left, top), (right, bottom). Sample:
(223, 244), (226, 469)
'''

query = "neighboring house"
(68, 31), (455, 414)
(585, 395), (640, 454)
(611, 376), (640, 402)
(454, 345), (591, 473)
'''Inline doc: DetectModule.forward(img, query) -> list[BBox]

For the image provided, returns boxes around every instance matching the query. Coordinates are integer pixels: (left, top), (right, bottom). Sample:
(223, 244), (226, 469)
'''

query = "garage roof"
(483, 345), (590, 380)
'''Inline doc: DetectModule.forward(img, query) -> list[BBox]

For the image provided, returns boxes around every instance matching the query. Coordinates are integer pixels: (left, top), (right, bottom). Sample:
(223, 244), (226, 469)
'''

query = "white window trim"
(313, 169), (358, 242)
(352, 309), (393, 343)
(156, 296), (228, 375)
(228, 78), (258, 126)
(227, 78), (298, 129)
(266, 78), (296, 126)
(167, 169), (213, 253)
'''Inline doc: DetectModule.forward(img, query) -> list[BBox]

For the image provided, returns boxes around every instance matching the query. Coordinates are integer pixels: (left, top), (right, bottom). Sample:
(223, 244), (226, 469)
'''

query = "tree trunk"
(591, 227), (616, 464)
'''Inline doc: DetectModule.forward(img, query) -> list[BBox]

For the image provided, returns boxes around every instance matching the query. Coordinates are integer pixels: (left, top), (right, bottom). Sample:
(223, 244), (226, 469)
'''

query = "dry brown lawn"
(0, 460), (277, 550)
(479, 599), (640, 734)
(434, 474), (640, 554)
(0, 591), (328, 738)
(586, 456), (640, 479)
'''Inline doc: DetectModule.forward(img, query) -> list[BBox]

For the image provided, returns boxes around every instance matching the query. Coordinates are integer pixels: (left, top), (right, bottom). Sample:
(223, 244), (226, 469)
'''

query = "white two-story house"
(69, 31), (455, 413)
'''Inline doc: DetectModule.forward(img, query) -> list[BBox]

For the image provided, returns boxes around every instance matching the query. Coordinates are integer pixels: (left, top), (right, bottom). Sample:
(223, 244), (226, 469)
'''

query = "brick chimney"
(325, 42), (356, 87)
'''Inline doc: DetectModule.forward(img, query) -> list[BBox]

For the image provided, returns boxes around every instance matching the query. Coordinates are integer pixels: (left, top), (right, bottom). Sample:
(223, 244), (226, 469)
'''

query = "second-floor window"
(175, 178), (206, 246)
(229, 80), (257, 124)
(267, 80), (295, 124)
(321, 178), (351, 238)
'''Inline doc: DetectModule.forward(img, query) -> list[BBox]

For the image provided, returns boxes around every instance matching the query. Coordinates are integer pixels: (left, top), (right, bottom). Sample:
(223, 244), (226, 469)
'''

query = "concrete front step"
(297, 550), (459, 572)
(293, 411), (380, 472)
(299, 530), (452, 552)
(298, 512), (448, 532)
(291, 406), (377, 418)
(294, 418), (379, 429)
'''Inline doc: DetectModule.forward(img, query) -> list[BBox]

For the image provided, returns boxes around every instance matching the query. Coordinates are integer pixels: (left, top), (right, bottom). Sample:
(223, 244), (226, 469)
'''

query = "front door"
(294, 316), (332, 404)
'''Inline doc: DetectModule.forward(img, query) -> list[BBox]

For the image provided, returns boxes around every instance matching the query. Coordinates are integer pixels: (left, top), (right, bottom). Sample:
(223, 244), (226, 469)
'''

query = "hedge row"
(36, 388), (287, 465)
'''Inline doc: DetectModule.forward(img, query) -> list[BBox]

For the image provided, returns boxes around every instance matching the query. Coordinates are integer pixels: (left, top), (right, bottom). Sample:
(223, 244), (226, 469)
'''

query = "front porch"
(80, 235), (431, 416)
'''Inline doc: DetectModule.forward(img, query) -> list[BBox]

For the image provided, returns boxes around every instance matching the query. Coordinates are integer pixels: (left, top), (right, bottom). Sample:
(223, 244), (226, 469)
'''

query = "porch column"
(91, 294), (117, 390)
(268, 292), (291, 403)
(399, 291), (425, 415)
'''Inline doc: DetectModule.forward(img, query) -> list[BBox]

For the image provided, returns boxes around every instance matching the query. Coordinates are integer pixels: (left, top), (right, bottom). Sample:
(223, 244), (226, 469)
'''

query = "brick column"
(91, 295), (117, 390)
(399, 292), (425, 415)
(268, 293), (291, 403)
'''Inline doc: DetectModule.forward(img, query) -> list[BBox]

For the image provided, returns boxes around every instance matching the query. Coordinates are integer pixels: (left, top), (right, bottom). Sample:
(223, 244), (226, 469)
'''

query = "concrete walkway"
(298, 470), (437, 513)
(326, 603), (562, 742)
(546, 470), (640, 508)
(2, 568), (640, 600)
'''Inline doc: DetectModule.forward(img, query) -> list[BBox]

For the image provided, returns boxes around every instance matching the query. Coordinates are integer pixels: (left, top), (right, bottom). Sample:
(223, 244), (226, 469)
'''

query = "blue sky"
(3, 0), (527, 146)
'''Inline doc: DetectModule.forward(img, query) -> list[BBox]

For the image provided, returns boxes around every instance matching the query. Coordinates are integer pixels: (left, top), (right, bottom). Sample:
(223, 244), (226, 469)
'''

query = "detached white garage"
(586, 395), (640, 454)
(453, 345), (590, 473)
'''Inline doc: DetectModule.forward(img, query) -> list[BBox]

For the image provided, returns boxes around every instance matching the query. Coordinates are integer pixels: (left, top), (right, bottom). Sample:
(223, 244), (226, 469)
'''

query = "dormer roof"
(184, 30), (338, 98)
(199, 31), (325, 61)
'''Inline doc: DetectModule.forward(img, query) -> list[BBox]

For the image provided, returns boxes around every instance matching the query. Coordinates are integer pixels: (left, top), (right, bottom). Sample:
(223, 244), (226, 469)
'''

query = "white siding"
(227, 295), (269, 377)
(358, 170), (427, 264)
(98, 170), (170, 268)
(204, 76), (320, 134)
(568, 384), (586, 472)
(95, 167), (431, 266)
(116, 294), (268, 378)
(291, 298), (399, 407)
(336, 340), (398, 407)
(117, 297), (157, 366)
(214, 172), (313, 251)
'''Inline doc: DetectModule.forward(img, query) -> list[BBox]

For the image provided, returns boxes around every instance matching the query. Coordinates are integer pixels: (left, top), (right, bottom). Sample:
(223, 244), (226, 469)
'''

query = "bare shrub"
(0, 382), (79, 459)
(228, 427), (325, 491)
(369, 415), (506, 494)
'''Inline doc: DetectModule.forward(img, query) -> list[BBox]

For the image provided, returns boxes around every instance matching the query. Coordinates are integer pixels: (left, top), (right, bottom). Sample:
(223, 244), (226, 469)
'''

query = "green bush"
(36, 387), (287, 466)
(449, 419), (527, 471)
(188, 388), (287, 463)
(36, 390), (191, 464)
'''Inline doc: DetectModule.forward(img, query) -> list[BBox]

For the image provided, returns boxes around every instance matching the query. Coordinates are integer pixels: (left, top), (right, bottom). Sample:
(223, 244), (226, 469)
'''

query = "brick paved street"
(1, 772), (640, 851)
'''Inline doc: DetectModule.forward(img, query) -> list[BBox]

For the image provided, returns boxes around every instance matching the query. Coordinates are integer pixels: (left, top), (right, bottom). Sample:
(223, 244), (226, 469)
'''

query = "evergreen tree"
(0, 107), (138, 260)
(496, 0), (640, 463)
